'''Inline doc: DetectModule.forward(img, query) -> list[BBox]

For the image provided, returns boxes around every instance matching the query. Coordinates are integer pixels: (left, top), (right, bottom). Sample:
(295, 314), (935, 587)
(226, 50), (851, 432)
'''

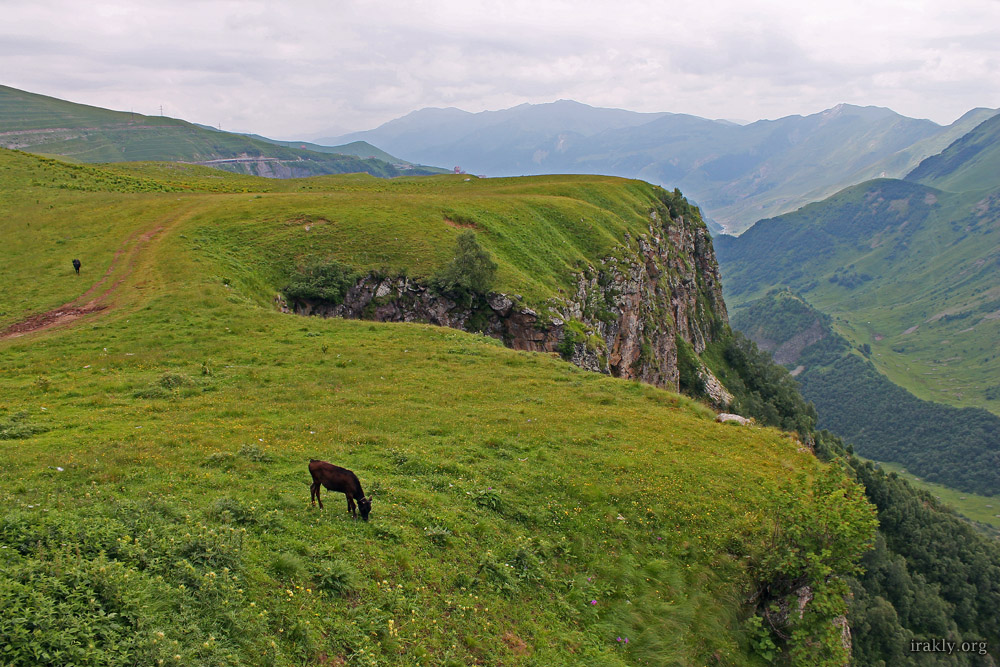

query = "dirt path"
(1, 207), (192, 340)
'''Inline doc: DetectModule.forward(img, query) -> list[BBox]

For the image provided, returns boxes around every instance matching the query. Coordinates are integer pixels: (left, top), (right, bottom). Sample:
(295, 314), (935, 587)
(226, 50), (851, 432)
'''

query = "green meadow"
(0, 149), (873, 666)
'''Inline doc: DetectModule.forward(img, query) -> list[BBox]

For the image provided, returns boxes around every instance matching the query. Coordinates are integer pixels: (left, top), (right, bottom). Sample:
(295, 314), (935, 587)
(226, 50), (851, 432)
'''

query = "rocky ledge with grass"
(281, 199), (731, 403)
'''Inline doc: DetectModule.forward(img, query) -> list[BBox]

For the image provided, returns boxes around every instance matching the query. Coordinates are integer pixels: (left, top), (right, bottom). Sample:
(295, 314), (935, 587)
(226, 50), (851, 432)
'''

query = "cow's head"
(358, 494), (373, 521)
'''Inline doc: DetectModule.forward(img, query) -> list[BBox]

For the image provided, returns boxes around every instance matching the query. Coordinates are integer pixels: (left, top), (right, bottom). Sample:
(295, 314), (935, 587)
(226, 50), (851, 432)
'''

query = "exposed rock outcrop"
(715, 413), (754, 426)
(284, 277), (565, 353)
(284, 196), (729, 396)
(701, 365), (735, 407)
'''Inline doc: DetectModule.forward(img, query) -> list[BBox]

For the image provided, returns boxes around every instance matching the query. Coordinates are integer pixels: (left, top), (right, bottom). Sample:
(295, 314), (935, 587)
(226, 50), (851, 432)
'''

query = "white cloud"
(1, 0), (998, 138)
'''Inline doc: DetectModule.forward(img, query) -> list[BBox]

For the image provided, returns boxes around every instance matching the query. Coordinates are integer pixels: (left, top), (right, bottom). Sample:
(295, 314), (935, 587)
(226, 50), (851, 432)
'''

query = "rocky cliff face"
(283, 199), (729, 396)
(558, 208), (727, 388)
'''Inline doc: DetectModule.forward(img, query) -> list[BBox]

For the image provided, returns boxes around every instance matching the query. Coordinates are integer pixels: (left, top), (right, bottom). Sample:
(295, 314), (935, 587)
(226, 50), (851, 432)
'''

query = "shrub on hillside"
(283, 260), (359, 305)
(237, 444), (272, 463)
(676, 336), (707, 398)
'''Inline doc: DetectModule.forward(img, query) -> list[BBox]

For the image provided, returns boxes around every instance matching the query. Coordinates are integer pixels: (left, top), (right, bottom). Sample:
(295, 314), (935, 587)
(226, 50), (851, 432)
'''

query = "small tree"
(433, 231), (497, 300)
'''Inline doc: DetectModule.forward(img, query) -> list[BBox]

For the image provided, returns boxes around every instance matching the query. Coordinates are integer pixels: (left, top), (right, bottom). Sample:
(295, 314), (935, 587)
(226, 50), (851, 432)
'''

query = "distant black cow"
(72, 258), (81, 274)
(308, 459), (373, 520)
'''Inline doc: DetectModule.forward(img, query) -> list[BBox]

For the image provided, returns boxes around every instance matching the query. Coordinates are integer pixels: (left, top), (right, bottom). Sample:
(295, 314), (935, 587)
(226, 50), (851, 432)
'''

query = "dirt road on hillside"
(1, 208), (190, 340)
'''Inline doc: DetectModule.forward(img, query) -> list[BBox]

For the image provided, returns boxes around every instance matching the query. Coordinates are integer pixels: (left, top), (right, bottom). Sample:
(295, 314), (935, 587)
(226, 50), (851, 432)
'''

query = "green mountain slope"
(0, 149), (875, 665)
(716, 177), (1000, 414)
(907, 111), (1000, 193)
(0, 85), (445, 178)
(730, 291), (1000, 496)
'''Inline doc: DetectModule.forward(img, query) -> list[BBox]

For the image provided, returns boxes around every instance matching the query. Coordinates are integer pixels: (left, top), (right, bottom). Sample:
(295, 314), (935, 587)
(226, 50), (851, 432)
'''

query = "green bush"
(751, 467), (877, 666)
(472, 487), (502, 513)
(424, 525), (452, 547)
(211, 497), (256, 525)
(283, 260), (359, 305)
(557, 320), (588, 360)
(676, 336), (706, 398)
(157, 372), (193, 389)
(237, 444), (272, 463)
(133, 372), (197, 399)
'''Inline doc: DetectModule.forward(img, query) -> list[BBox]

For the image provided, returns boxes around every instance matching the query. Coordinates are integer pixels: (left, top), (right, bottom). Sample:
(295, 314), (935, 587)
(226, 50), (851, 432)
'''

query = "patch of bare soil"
(1, 305), (108, 337)
(443, 215), (478, 229)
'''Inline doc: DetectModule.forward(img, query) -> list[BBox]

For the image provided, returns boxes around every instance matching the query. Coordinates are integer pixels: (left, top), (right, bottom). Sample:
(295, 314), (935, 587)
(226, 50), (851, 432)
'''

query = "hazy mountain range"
(324, 100), (997, 233)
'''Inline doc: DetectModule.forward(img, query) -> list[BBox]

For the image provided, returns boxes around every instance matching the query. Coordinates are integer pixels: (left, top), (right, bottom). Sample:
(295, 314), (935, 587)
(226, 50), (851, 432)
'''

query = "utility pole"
(159, 105), (163, 116)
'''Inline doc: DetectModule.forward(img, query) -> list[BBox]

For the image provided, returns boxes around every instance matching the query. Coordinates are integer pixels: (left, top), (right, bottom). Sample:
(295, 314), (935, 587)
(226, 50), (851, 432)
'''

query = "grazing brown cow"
(308, 459), (373, 520)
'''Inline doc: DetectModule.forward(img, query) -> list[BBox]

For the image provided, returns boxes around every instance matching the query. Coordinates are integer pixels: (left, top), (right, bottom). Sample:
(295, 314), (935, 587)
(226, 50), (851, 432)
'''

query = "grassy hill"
(0, 85), (446, 178)
(716, 177), (1000, 415)
(0, 149), (875, 665)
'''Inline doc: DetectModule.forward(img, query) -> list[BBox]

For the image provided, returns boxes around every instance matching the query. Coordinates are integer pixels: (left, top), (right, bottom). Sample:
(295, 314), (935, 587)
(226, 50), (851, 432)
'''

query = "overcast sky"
(3, 0), (999, 139)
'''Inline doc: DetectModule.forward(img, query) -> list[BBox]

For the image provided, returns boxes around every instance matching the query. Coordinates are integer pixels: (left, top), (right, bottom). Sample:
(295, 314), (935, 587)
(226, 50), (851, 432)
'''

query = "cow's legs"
(346, 493), (357, 518)
(311, 482), (323, 508)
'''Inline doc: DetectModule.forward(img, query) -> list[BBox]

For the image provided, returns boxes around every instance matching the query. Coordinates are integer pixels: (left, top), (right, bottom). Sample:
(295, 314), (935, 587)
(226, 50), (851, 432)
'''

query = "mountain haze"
(717, 105), (1000, 427)
(327, 100), (996, 233)
(241, 135), (423, 167)
(318, 100), (670, 166)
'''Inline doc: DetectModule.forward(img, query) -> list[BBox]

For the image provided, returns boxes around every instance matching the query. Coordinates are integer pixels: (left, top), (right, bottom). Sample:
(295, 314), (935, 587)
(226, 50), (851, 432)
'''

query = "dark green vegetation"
(702, 331), (818, 437)
(0, 148), (876, 665)
(0, 85), (446, 179)
(829, 440), (1000, 666)
(873, 461), (1000, 532)
(283, 261), (360, 306)
(331, 100), (996, 233)
(730, 291), (1000, 497)
(716, 174), (1000, 415)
